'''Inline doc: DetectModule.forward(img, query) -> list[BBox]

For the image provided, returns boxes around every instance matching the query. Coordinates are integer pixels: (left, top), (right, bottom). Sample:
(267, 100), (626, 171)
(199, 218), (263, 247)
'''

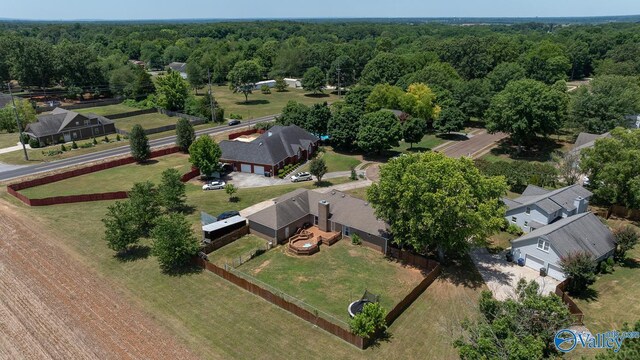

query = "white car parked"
(291, 172), (313, 182)
(202, 180), (226, 190)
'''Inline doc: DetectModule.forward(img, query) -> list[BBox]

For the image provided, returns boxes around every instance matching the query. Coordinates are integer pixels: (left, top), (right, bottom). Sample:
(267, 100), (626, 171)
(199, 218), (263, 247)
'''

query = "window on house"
(72, 132), (77, 139)
(314, 216), (318, 225)
(75, 121), (79, 125)
(94, 127), (100, 134)
(511, 216), (517, 223)
(537, 239), (549, 252)
(84, 120), (90, 126)
(526, 207), (531, 215)
(524, 221), (529, 227)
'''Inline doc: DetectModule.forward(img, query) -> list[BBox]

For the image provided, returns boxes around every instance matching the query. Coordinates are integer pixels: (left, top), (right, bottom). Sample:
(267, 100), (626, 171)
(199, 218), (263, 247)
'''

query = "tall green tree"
(485, 79), (568, 148)
(128, 181), (161, 236)
(309, 157), (327, 183)
(400, 83), (440, 126)
(401, 117), (427, 149)
(276, 101), (310, 128)
(559, 251), (597, 294)
(0, 98), (36, 133)
(523, 41), (571, 84)
(614, 226), (639, 260)
(455, 280), (572, 359)
(158, 168), (186, 213)
(486, 62), (526, 93)
(356, 110), (402, 154)
(227, 60), (262, 102)
(328, 55), (356, 89)
(10, 38), (55, 87)
(188, 135), (222, 177)
(274, 77), (288, 92)
(581, 128), (640, 208)
(367, 152), (507, 262)
(306, 102), (331, 136)
(156, 71), (190, 111)
(328, 104), (362, 150)
(129, 124), (150, 163)
(102, 201), (140, 255)
(186, 61), (206, 95)
(152, 213), (200, 271)
(301, 67), (326, 94)
(175, 117), (195, 152)
(360, 53), (406, 86)
(434, 107), (467, 134)
(365, 84), (404, 112)
(344, 85), (373, 112)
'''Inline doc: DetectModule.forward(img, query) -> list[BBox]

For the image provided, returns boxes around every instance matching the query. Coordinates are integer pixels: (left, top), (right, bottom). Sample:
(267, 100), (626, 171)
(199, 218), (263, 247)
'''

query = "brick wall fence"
(7, 146), (201, 206)
(194, 244), (441, 349)
(555, 279), (585, 325)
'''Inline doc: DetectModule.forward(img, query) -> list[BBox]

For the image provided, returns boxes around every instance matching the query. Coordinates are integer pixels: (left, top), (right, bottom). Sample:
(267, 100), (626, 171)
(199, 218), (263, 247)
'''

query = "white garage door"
(525, 254), (545, 271)
(240, 164), (252, 173)
(253, 165), (265, 175)
(547, 264), (566, 281)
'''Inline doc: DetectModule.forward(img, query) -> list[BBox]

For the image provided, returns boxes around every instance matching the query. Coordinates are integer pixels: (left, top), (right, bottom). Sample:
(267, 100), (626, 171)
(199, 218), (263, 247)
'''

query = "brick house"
(25, 107), (116, 146)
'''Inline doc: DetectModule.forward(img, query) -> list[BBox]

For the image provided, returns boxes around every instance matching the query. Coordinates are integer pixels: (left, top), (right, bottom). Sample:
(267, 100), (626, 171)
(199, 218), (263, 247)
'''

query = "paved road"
(439, 131), (508, 158)
(0, 115), (278, 182)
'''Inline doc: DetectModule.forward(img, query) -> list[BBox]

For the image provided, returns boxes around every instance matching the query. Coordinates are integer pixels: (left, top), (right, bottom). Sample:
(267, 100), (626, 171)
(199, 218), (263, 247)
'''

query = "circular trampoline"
(348, 299), (372, 318)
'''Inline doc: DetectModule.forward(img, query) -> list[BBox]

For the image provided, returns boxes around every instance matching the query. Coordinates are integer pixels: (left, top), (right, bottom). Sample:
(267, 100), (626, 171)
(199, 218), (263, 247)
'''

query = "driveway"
(225, 172), (289, 188)
(470, 248), (559, 301)
(439, 131), (508, 158)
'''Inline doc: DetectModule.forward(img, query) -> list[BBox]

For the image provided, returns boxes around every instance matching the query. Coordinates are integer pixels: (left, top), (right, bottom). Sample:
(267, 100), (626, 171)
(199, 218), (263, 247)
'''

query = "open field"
(207, 234), (269, 266)
(76, 103), (140, 116)
(113, 112), (178, 132)
(573, 218), (640, 334)
(19, 153), (192, 198)
(205, 86), (340, 120)
(0, 131), (20, 149)
(0, 185), (486, 359)
(237, 240), (425, 323)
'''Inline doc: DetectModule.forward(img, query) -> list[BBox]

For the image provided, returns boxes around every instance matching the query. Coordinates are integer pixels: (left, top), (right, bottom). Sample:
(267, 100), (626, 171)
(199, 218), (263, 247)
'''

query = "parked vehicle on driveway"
(202, 180), (226, 190)
(291, 172), (313, 182)
(217, 210), (240, 220)
(228, 119), (241, 126)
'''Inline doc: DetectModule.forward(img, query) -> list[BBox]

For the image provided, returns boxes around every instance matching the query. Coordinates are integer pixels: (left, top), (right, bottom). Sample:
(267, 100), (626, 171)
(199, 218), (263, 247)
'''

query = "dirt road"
(0, 200), (196, 360)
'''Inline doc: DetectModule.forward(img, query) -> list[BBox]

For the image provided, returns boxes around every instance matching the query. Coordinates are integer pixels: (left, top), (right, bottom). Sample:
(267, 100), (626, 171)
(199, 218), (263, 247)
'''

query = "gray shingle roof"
(25, 108), (113, 138)
(505, 184), (592, 213)
(220, 125), (319, 166)
(570, 132), (611, 154)
(167, 62), (187, 72)
(513, 212), (616, 260)
(247, 189), (389, 238)
(0, 93), (12, 108)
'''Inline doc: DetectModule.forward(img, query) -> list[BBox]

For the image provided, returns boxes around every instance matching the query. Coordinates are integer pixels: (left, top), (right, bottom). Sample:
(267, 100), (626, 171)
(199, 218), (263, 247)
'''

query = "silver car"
(291, 172), (312, 182)
(202, 180), (226, 190)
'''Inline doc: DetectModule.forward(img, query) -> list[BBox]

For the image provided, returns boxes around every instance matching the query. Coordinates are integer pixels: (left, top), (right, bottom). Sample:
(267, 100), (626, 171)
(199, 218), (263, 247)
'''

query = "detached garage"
(510, 212), (616, 281)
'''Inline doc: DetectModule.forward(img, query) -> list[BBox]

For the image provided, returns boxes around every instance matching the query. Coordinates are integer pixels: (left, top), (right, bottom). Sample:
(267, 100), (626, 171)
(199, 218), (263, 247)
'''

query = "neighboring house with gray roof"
(570, 132), (611, 155)
(25, 107), (116, 146)
(510, 212), (616, 280)
(167, 62), (187, 79)
(504, 184), (592, 233)
(219, 125), (319, 176)
(247, 189), (390, 253)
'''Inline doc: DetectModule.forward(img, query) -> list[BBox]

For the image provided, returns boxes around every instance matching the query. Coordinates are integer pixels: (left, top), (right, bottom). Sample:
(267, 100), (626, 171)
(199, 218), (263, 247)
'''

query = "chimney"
(318, 200), (330, 232)
(574, 196), (586, 214)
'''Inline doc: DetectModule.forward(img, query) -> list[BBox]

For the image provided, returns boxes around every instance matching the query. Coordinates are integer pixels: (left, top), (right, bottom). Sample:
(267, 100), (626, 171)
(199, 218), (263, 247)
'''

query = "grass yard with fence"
(76, 103), (140, 116)
(207, 234), (269, 267)
(19, 153), (192, 198)
(112, 112), (178, 132)
(234, 239), (426, 323)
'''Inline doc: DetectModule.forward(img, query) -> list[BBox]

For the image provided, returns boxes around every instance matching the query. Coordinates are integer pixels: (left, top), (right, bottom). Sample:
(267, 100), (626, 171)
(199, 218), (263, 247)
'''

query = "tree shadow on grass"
(489, 137), (564, 163)
(303, 93), (330, 98)
(620, 257), (640, 269)
(179, 204), (197, 215)
(234, 99), (269, 106)
(139, 159), (159, 166)
(314, 180), (339, 188)
(162, 263), (203, 277)
(438, 255), (486, 290)
(115, 245), (151, 262)
(570, 287), (599, 302)
(366, 331), (393, 349)
(437, 133), (469, 141)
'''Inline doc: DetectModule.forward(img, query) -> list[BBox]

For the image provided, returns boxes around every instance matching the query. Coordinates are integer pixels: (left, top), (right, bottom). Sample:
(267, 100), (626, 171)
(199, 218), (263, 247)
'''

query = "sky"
(3, 0), (640, 20)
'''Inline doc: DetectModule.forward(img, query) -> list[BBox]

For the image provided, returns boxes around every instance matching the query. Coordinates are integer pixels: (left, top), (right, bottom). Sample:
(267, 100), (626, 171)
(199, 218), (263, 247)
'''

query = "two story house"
(25, 107), (116, 147)
(503, 184), (592, 233)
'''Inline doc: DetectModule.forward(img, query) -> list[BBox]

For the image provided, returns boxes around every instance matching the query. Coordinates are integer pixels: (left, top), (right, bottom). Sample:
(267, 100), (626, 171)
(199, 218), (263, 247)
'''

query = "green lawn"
(573, 219), (640, 334)
(392, 134), (446, 154)
(19, 153), (192, 198)
(76, 103), (141, 116)
(237, 240), (425, 323)
(1, 184), (485, 359)
(206, 234), (269, 266)
(0, 131), (20, 149)
(205, 85), (340, 120)
(298, 150), (361, 173)
(113, 112), (177, 132)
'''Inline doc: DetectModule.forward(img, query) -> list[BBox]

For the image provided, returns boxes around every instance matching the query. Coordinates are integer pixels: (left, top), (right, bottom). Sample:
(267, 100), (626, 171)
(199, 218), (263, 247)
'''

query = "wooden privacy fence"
(7, 146), (200, 207)
(386, 263), (441, 325)
(201, 226), (250, 254)
(193, 257), (369, 349)
(608, 205), (640, 221)
(555, 279), (584, 325)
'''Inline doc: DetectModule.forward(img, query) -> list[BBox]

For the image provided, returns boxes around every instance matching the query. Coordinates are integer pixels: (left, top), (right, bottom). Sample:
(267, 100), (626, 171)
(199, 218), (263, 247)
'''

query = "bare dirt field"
(0, 201), (196, 360)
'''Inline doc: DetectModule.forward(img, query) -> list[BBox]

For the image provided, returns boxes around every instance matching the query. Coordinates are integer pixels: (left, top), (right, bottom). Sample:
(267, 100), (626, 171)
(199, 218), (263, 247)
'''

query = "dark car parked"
(228, 119), (241, 126)
(217, 210), (240, 220)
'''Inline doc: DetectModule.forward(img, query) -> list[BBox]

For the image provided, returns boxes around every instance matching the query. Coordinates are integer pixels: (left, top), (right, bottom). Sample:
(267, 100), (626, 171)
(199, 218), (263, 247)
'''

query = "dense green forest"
(1, 20), (639, 136)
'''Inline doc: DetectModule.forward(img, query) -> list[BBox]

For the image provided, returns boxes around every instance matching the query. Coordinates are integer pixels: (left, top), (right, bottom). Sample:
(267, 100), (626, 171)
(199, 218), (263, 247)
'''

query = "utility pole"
(207, 68), (216, 123)
(7, 83), (29, 161)
(336, 66), (342, 98)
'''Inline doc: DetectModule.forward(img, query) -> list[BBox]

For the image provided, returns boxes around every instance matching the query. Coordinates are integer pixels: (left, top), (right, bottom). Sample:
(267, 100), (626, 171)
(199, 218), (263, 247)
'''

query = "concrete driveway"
(224, 172), (289, 188)
(471, 248), (559, 300)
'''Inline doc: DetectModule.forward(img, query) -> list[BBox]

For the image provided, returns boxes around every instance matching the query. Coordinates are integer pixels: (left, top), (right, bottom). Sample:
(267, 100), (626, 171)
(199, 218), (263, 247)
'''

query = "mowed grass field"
(237, 240), (425, 323)
(298, 150), (361, 173)
(391, 134), (446, 154)
(206, 234), (269, 266)
(204, 85), (340, 120)
(0, 131), (20, 149)
(76, 103), (140, 116)
(19, 153), (193, 198)
(0, 174), (486, 360)
(112, 112), (178, 132)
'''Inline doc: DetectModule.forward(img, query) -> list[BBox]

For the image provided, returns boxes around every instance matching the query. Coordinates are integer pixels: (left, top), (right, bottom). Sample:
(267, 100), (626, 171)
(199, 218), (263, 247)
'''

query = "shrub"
(349, 302), (387, 338)
(229, 113), (243, 120)
(254, 122), (273, 130)
(614, 225), (639, 260)
(351, 233), (362, 245)
(29, 138), (40, 148)
(57, 136), (65, 144)
(599, 257), (615, 274)
(92, 137), (98, 145)
(559, 251), (597, 294)
(260, 84), (271, 94)
(213, 107), (225, 122)
(20, 133), (30, 144)
(42, 149), (63, 156)
(60, 144), (67, 152)
(506, 223), (523, 236)
(350, 166), (357, 180)
(103, 135), (109, 143)
(80, 142), (94, 148)
(116, 134), (121, 141)
(71, 141), (78, 149)
(278, 169), (285, 179)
